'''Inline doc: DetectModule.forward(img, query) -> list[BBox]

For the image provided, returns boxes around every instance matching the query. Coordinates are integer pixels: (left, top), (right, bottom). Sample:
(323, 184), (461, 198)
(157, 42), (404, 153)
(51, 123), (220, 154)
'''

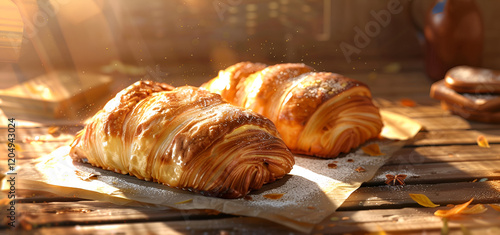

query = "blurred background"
(1, 0), (499, 120)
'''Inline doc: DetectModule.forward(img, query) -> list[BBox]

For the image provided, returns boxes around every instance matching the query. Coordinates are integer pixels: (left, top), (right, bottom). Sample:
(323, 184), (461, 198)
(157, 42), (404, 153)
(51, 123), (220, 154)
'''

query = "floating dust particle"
(263, 193), (284, 200)
(355, 167), (366, 172)
(327, 163), (337, 169)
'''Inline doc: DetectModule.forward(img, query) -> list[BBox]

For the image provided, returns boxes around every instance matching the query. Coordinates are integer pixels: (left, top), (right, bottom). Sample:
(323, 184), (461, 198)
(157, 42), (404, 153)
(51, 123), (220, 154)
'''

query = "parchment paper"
(1, 110), (421, 233)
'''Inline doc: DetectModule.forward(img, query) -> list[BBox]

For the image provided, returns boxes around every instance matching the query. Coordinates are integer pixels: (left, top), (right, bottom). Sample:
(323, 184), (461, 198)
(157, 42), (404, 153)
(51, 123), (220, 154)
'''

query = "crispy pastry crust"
(70, 81), (294, 198)
(202, 63), (383, 158)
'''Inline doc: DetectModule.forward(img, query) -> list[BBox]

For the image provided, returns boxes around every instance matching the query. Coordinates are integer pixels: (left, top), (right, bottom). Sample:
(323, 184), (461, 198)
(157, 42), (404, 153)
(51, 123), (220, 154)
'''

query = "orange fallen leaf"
(263, 193), (284, 199)
(434, 198), (474, 217)
(400, 98), (416, 107)
(460, 204), (487, 214)
(361, 143), (385, 156)
(477, 135), (490, 148)
(409, 193), (440, 208)
(489, 204), (500, 212)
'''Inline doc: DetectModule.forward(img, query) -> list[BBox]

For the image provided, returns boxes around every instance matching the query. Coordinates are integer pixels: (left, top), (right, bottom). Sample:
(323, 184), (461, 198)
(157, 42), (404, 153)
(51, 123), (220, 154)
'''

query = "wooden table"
(1, 70), (499, 235)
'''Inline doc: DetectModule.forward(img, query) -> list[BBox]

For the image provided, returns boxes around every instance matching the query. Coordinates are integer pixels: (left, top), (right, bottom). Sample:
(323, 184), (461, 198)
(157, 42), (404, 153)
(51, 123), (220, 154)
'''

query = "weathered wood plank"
(412, 116), (500, 131)
(4, 206), (500, 235)
(10, 189), (89, 203)
(319, 207), (500, 234)
(1, 217), (299, 235)
(339, 180), (500, 210)
(14, 201), (229, 228)
(9, 181), (499, 229)
(408, 129), (500, 146)
(369, 160), (500, 185)
(387, 145), (500, 165)
(378, 105), (448, 118)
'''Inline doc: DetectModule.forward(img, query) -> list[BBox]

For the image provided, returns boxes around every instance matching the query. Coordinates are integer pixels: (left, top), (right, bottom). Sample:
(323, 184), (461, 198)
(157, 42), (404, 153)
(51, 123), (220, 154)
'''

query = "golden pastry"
(70, 81), (294, 198)
(202, 62), (383, 158)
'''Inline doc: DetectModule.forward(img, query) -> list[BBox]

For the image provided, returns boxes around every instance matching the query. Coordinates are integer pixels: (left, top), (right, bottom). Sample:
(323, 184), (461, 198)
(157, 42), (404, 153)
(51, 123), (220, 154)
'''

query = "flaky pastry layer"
(70, 81), (294, 198)
(202, 63), (383, 158)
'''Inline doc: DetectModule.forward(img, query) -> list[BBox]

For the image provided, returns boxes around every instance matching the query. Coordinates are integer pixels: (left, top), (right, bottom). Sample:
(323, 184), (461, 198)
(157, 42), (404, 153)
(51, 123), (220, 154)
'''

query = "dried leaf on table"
(460, 204), (487, 215)
(361, 143), (385, 156)
(400, 98), (416, 107)
(434, 198), (474, 217)
(409, 193), (440, 208)
(477, 135), (490, 148)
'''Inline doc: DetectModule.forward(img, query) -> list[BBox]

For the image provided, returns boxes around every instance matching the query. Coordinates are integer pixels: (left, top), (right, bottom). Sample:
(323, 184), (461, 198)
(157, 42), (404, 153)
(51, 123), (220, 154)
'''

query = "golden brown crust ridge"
(102, 81), (174, 136)
(202, 62), (267, 106)
(203, 63), (383, 158)
(70, 82), (294, 198)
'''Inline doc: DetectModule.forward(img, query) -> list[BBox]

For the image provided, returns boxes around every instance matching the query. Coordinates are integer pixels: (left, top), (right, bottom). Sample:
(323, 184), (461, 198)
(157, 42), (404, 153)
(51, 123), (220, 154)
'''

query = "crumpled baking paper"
(1, 110), (421, 233)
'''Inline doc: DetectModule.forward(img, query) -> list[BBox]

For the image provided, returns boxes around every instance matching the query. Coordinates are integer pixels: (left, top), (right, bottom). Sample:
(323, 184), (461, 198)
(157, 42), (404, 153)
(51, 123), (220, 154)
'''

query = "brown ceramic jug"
(424, 0), (483, 81)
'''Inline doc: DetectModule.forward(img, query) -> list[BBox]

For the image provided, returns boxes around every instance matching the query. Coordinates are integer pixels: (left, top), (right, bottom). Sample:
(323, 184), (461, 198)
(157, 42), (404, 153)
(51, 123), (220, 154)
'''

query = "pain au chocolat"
(70, 81), (294, 198)
(202, 62), (383, 158)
